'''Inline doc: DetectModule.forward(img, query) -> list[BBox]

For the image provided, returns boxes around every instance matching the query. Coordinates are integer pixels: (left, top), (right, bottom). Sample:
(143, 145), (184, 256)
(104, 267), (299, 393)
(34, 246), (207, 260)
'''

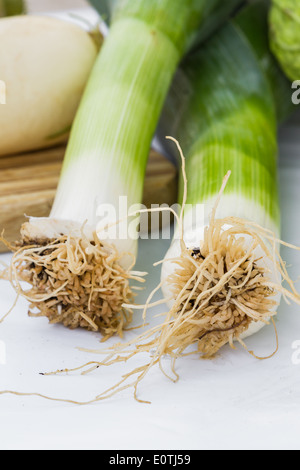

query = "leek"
(6, 0), (243, 337)
(159, 2), (298, 358)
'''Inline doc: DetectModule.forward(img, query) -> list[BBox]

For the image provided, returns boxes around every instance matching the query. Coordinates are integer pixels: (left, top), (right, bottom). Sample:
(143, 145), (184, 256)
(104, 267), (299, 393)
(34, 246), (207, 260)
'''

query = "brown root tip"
(166, 220), (277, 358)
(9, 232), (139, 338)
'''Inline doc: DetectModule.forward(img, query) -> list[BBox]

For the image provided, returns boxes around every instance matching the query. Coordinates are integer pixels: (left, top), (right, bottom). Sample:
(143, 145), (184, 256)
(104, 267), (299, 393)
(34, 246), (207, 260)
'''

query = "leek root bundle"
(2, 0), (243, 337)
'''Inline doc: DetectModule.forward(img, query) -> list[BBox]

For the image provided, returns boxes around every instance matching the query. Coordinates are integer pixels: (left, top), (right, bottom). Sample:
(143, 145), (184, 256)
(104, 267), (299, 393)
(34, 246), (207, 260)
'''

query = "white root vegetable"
(0, 15), (99, 156)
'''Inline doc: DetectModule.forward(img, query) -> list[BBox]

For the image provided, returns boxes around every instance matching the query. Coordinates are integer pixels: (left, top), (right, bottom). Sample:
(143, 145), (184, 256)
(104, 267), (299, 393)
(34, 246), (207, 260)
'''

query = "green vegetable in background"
(270, 0), (300, 81)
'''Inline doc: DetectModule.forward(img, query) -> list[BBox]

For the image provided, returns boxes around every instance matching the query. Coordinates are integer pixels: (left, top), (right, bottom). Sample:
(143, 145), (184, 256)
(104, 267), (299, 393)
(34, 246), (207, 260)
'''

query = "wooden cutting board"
(0, 146), (178, 251)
